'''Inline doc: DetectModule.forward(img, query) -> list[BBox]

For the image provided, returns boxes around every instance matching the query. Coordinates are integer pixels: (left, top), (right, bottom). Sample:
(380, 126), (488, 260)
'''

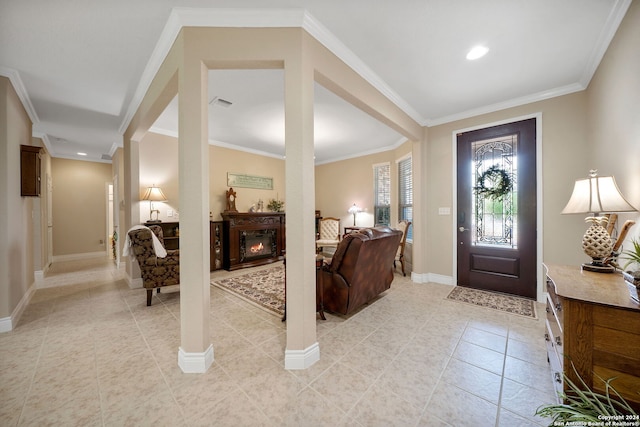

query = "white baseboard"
(52, 251), (108, 262)
(178, 344), (214, 373)
(34, 261), (51, 283)
(285, 342), (320, 370)
(410, 272), (429, 283)
(126, 274), (143, 289)
(0, 281), (36, 333)
(428, 273), (454, 285)
(410, 272), (454, 285)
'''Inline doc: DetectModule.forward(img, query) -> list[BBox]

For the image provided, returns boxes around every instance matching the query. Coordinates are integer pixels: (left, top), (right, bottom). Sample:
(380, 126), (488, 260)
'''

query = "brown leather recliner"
(319, 226), (402, 315)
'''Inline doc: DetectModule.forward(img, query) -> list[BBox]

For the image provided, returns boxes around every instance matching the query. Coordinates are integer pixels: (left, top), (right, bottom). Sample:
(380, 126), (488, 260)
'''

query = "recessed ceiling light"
(77, 152), (87, 156)
(466, 45), (489, 60)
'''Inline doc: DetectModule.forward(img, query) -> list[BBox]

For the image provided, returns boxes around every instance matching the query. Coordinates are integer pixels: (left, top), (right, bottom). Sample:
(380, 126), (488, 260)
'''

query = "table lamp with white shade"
(348, 203), (362, 226)
(142, 185), (167, 223)
(562, 170), (637, 273)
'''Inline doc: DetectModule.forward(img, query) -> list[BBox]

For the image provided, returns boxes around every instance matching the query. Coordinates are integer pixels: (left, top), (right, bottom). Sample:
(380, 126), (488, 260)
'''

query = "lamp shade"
(348, 204), (361, 214)
(141, 186), (167, 202)
(561, 174), (636, 215)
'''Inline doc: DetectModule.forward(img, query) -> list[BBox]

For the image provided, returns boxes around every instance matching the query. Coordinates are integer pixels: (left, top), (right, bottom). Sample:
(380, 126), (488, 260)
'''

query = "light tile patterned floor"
(0, 257), (557, 426)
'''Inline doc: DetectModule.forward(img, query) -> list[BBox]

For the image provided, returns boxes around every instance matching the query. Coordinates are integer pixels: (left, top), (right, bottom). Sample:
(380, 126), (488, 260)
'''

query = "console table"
(544, 264), (640, 411)
(221, 212), (285, 271)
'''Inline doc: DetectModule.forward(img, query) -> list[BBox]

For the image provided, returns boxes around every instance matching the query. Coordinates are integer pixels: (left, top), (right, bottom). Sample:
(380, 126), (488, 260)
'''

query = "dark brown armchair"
(319, 226), (402, 315)
(127, 225), (180, 306)
(394, 220), (411, 276)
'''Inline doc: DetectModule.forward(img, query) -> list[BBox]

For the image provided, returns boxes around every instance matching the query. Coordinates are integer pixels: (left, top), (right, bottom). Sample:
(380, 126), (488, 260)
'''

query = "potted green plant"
(267, 198), (284, 212)
(620, 238), (640, 303)
(536, 364), (637, 424)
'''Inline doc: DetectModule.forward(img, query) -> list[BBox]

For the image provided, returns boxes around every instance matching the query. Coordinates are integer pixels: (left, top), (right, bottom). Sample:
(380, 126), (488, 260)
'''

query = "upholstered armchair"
(127, 225), (179, 306)
(319, 226), (402, 315)
(316, 217), (341, 253)
(394, 220), (411, 276)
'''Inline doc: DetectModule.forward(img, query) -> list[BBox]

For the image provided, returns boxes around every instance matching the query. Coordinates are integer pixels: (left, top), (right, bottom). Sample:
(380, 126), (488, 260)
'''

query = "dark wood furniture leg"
(146, 289), (152, 306)
(316, 255), (326, 320)
(282, 257), (286, 322)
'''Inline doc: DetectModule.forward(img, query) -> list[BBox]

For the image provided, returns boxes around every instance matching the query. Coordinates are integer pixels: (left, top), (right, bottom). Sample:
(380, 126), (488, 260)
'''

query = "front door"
(456, 118), (537, 299)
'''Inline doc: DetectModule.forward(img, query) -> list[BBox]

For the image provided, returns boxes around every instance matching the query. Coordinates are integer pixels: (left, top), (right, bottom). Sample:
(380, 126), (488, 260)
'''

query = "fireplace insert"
(240, 229), (277, 262)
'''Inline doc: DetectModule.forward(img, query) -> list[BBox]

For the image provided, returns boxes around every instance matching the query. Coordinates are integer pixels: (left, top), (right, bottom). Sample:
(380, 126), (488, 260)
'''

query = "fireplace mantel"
(221, 212), (285, 271)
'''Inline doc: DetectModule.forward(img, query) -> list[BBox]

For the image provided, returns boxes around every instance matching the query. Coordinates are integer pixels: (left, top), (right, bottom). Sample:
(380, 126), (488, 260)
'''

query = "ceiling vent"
(209, 96), (232, 108)
(101, 154), (112, 160)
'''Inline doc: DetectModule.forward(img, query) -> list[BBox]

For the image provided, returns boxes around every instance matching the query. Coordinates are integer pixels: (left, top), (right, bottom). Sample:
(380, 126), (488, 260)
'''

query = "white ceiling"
(0, 0), (631, 164)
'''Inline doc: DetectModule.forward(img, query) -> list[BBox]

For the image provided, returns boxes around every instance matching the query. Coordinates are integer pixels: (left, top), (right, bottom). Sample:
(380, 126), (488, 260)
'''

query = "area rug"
(211, 267), (285, 317)
(445, 286), (537, 319)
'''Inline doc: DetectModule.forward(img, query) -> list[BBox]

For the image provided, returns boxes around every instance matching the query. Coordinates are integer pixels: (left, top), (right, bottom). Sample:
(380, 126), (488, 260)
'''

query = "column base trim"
(178, 344), (214, 373)
(284, 342), (320, 370)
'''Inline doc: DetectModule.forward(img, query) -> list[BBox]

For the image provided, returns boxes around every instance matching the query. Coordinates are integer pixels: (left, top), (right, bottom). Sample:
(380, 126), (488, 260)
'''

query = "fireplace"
(221, 212), (285, 271)
(240, 229), (277, 262)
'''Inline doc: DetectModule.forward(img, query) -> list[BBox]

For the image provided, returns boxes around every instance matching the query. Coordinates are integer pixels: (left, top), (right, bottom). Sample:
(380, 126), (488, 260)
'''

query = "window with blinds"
(398, 155), (413, 240)
(373, 163), (390, 226)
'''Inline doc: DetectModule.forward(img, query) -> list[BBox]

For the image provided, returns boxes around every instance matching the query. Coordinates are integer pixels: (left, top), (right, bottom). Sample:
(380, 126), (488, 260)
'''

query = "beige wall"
(586, 0), (640, 245)
(51, 158), (113, 257)
(138, 132), (286, 221)
(112, 147), (125, 264)
(32, 136), (51, 273)
(427, 93), (590, 276)
(210, 146), (285, 217)
(138, 132), (179, 223)
(0, 76), (36, 319)
(315, 140), (413, 229)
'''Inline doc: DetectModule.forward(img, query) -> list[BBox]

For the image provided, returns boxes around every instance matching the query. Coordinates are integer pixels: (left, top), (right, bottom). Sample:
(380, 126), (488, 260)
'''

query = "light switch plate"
(438, 207), (451, 215)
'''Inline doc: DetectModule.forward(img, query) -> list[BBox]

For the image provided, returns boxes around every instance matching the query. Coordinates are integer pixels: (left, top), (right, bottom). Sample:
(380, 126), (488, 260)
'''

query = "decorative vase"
(582, 220), (613, 260)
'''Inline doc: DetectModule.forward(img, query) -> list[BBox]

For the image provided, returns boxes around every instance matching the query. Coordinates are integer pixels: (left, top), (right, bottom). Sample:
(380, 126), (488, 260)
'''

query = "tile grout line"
(15, 302), (52, 426)
(494, 326), (510, 427)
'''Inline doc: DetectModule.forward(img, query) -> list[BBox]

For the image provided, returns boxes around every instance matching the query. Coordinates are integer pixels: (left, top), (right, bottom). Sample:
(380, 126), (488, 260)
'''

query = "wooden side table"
(344, 226), (363, 235)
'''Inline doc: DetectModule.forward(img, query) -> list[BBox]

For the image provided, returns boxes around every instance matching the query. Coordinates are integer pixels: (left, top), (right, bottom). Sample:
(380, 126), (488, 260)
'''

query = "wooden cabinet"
(545, 264), (640, 411)
(145, 221), (179, 250)
(210, 221), (224, 271)
(21, 145), (42, 196)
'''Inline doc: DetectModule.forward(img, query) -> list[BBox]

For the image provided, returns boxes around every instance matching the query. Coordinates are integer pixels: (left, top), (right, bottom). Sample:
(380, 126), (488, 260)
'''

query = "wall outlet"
(167, 209), (173, 217)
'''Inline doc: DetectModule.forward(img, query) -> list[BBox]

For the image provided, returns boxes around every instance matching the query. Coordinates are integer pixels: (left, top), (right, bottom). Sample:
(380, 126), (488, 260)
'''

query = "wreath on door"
(474, 165), (512, 200)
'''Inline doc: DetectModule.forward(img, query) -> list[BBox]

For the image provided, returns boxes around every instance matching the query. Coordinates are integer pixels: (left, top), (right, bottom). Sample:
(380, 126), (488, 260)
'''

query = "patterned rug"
(211, 267), (285, 317)
(446, 286), (537, 319)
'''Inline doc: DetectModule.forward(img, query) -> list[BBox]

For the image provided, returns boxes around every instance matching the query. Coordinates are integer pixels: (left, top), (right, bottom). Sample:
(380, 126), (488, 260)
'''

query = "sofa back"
(323, 226), (402, 314)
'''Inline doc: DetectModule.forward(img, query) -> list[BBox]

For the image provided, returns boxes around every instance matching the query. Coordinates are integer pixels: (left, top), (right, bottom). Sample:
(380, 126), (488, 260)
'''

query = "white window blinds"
(398, 156), (412, 240)
(373, 163), (390, 226)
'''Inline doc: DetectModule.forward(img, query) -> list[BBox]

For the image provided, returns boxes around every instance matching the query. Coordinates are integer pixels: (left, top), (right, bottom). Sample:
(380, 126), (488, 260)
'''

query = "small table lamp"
(348, 203), (362, 226)
(562, 170), (637, 273)
(142, 185), (167, 223)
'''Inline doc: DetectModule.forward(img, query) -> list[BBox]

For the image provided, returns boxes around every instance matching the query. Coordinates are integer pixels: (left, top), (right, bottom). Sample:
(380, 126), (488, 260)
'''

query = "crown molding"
(119, 8), (425, 138)
(427, 82), (585, 127)
(0, 66), (39, 124)
(300, 12), (425, 126)
(315, 138), (406, 166)
(148, 126), (285, 161)
(121, 3), (630, 143)
(32, 131), (53, 155)
(578, 0), (632, 87)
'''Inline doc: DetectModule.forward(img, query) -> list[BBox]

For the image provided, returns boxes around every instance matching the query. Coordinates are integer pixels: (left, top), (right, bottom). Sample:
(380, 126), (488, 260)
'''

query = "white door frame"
(451, 112), (545, 303)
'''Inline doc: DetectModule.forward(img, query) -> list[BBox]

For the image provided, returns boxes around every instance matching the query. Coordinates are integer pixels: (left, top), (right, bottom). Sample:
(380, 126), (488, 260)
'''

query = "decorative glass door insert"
(471, 134), (517, 248)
